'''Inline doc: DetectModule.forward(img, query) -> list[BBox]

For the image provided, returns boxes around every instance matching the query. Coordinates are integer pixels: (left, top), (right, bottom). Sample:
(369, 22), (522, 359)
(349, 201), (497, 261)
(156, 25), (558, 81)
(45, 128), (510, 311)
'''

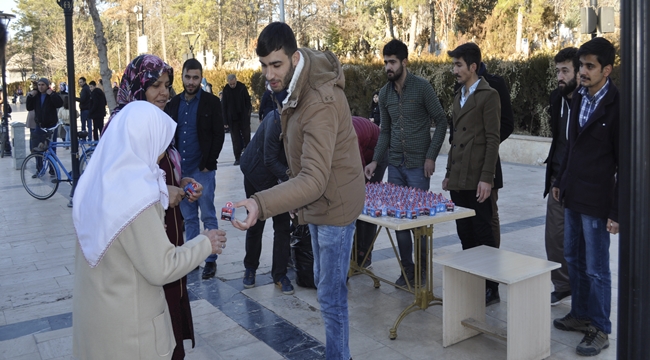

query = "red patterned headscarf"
(104, 54), (181, 179)
(106, 54), (174, 125)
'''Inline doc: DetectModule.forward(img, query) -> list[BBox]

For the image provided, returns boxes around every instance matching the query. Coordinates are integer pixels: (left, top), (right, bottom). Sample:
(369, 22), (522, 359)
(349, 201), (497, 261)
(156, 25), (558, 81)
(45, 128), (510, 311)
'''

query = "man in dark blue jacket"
(165, 58), (225, 280)
(551, 37), (618, 357)
(544, 47), (578, 307)
(240, 109), (293, 294)
(26, 78), (63, 153)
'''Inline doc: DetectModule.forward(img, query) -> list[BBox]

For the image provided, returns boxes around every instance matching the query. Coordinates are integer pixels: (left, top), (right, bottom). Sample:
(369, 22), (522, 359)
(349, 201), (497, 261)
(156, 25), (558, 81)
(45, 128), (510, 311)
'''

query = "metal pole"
(591, 0), (598, 38)
(140, 4), (145, 36)
(58, 0), (80, 205)
(0, 13), (14, 156)
(1, 43), (10, 156)
(618, 0), (650, 358)
(279, 0), (285, 22)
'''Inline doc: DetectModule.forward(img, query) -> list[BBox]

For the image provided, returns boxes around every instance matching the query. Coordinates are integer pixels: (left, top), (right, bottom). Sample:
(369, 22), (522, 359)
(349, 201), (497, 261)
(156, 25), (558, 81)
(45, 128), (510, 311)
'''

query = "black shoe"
(553, 313), (591, 333)
(395, 269), (415, 288)
(486, 287), (500, 306)
(233, 160), (240, 166)
(202, 262), (217, 279)
(576, 326), (609, 356)
(551, 290), (571, 306)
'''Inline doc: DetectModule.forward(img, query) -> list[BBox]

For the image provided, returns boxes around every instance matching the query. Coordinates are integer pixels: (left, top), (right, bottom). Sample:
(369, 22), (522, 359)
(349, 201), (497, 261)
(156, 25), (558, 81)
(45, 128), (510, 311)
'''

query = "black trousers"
(242, 177), (292, 282)
(450, 189), (499, 292)
(229, 112), (251, 161)
(92, 117), (104, 141)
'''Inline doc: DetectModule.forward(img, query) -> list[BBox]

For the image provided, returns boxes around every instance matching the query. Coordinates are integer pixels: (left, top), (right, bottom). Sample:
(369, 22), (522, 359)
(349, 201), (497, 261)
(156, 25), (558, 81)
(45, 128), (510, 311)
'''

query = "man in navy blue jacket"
(239, 109), (293, 295)
(165, 58), (225, 280)
(551, 37), (618, 357)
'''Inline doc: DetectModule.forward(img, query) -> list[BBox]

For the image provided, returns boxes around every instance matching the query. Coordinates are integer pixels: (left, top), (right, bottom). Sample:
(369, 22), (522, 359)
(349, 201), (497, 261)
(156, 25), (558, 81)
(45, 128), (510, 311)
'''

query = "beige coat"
(252, 48), (365, 226)
(445, 78), (501, 190)
(72, 204), (212, 360)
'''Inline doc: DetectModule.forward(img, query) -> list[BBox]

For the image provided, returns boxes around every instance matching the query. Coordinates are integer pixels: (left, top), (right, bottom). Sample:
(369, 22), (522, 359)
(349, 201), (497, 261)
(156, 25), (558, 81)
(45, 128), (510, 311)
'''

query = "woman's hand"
(167, 185), (185, 207)
(179, 177), (203, 202)
(203, 229), (227, 255)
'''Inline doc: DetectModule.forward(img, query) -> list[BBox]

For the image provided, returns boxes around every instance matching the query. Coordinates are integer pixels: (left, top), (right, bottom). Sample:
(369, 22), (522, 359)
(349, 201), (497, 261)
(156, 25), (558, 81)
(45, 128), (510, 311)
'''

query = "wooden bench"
(436, 246), (560, 360)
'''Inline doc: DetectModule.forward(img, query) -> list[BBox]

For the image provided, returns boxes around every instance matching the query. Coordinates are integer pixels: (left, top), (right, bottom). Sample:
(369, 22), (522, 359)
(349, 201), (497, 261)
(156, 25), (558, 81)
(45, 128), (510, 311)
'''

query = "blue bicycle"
(20, 126), (97, 200)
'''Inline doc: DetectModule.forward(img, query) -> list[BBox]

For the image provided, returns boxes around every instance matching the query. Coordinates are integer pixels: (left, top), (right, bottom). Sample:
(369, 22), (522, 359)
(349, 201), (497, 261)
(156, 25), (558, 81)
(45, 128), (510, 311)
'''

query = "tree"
(87, 0), (117, 112)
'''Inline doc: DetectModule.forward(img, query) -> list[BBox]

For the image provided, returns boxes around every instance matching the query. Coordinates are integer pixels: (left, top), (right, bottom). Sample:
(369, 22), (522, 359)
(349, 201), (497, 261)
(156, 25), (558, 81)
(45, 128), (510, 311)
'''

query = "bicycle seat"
(77, 131), (88, 139)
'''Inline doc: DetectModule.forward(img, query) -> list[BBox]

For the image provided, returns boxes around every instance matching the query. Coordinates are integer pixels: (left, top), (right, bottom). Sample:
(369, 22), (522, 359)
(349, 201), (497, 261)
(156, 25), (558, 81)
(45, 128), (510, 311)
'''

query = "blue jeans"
(80, 110), (92, 141)
(180, 169), (219, 263)
(64, 125), (70, 143)
(309, 222), (355, 360)
(387, 164), (430, 270)
(564, 208), (611, 333)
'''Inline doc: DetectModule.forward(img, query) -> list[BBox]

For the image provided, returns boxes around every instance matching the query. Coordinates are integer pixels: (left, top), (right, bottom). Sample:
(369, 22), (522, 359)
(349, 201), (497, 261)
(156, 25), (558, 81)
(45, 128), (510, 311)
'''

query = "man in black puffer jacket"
(239, 108), (293, 294)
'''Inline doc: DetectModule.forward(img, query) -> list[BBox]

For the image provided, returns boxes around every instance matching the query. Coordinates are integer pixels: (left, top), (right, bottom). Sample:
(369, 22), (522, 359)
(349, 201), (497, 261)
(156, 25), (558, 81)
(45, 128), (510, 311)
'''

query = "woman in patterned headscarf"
(88, 54), (208, 360)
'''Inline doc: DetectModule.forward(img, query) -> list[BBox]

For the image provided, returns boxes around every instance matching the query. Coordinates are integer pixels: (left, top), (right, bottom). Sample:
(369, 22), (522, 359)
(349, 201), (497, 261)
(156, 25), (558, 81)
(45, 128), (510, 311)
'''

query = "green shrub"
(201, 55), (620, 137)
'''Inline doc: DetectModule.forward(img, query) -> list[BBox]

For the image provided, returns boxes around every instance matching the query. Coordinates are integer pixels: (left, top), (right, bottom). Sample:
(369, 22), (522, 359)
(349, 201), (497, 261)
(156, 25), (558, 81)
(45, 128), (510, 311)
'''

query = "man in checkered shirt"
(364, 39), (447, 288)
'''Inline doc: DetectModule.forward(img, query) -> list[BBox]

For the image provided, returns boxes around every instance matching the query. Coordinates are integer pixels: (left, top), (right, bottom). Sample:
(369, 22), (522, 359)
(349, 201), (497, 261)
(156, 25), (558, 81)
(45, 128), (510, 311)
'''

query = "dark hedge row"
(9, 55), (617, 138)
(246, 55), (619, 138)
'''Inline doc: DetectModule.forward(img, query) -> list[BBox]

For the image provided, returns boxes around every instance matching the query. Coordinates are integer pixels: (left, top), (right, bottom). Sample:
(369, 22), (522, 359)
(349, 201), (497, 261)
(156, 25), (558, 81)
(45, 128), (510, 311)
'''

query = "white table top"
(435, 246), (561, 284)
(358, 206), (475, 231)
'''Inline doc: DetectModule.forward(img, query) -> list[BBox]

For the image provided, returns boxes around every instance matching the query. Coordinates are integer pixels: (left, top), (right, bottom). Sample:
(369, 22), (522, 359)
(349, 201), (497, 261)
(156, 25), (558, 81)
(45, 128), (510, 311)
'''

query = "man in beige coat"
(232, 22), (365, 360)
(442, 42), (501, 306)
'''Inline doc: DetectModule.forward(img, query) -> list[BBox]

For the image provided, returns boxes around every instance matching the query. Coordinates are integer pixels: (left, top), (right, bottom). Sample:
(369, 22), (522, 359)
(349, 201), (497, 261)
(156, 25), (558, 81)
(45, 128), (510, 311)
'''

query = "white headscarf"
(73, 101), (177, 268)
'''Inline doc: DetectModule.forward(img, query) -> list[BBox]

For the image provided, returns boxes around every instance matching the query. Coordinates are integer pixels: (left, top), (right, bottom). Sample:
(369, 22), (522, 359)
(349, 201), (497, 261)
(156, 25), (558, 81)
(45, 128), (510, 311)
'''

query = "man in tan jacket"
(442, 42), (501, 306)
(232, 22), (365, 360)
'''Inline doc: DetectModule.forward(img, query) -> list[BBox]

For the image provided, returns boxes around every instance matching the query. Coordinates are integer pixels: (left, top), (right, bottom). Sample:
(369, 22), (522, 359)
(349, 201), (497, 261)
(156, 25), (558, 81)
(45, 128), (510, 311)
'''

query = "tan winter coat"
(445, 78), (501, 190)
(72, 204), (212, 360)
(251, 48), (365, 226)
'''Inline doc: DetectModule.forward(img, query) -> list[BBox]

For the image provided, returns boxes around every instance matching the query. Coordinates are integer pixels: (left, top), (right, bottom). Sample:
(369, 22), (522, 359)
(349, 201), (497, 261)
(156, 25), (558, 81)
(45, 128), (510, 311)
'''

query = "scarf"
(73, 101), (177, 267)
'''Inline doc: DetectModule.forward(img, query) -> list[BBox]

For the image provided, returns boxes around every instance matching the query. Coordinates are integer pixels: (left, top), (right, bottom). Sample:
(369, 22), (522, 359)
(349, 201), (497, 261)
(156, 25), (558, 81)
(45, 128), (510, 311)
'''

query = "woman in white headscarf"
(71, 100), (227, 360)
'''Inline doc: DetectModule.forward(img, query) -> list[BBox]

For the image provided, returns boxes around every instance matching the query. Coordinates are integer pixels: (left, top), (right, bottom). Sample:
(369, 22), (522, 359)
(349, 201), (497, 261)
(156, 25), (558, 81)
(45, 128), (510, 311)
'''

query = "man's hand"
(179, 177), (203, 202)
(552, 187), (560, 202)
(167, 185), (185, 208)
(46, 89), (53, 95)
(424, 159), (435, 178)
(202, 229), (227, 255)
(607, 219), (619, 235)
(442, 178), (449, 191)
(476, 181), (491, 203)
(231, 198), (259, 230)
(364, 161), (377, 180)
(30, 90), (38, 96)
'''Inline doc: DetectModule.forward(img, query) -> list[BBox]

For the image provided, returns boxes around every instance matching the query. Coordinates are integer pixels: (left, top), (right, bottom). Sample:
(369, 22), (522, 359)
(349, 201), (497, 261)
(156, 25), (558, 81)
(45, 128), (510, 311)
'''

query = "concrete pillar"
(11, 122), (26, 170)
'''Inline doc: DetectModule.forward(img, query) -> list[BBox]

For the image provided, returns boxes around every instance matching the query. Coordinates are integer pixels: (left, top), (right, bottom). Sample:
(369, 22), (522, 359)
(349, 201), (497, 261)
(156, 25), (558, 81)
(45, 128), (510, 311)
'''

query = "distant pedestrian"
(76, 77), (92, 141)
(221, 74), (252, 165)
(89, 81), (107, 140)
(368, 91), (380, 126)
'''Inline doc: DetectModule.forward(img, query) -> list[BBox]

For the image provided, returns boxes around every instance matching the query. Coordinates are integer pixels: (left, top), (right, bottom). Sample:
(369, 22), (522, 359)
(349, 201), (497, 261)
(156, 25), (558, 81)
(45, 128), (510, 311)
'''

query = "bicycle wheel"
(79, 149), (93, 174)
(21, 153), (59, 200)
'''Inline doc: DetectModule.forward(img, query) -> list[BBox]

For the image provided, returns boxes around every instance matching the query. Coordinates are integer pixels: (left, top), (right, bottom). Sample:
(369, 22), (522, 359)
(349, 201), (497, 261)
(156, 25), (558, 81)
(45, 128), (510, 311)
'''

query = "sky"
(0, 0), (18, 37)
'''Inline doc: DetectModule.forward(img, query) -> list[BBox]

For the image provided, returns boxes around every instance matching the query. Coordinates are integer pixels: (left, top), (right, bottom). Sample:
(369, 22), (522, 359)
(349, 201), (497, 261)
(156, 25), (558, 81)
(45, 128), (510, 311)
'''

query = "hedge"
(235, 55), (620, 138)
(9, 55), (619, 138)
